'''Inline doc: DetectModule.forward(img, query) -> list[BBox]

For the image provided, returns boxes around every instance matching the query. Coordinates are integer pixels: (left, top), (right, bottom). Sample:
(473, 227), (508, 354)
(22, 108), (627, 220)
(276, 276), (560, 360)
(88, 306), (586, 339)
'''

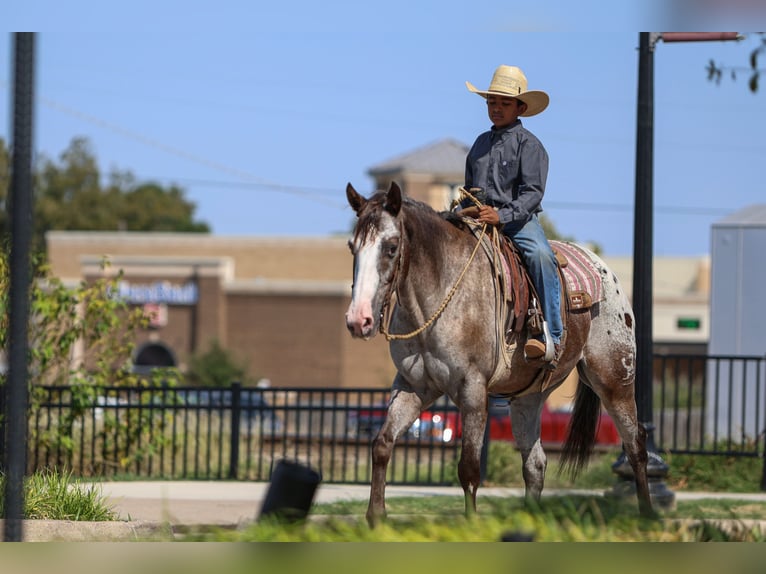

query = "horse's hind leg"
(578, 361), (653, 517)
(606, 387), (653, 517)
(509, 393), (547, 501)
(366, 376), (433, 527)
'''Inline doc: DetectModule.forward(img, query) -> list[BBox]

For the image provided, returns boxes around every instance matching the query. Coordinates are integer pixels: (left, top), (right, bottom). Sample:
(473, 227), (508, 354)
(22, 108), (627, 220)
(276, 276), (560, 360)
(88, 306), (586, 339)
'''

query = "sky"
(3, 2), (765, 257)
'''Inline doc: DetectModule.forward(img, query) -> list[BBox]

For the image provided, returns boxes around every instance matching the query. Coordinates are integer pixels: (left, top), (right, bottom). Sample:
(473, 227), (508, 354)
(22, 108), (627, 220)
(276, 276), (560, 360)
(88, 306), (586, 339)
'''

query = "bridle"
(378, 199), (488, 341)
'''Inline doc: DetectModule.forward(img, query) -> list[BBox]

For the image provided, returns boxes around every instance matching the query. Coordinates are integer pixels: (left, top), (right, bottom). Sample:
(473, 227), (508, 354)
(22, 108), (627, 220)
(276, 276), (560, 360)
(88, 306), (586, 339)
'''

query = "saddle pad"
(550, 241), (604, 308)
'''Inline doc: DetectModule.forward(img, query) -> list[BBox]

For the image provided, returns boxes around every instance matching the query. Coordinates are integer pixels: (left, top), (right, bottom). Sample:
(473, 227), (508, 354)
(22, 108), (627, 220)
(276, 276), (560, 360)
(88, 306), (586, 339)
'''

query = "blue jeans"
(501, 214), (562, 345)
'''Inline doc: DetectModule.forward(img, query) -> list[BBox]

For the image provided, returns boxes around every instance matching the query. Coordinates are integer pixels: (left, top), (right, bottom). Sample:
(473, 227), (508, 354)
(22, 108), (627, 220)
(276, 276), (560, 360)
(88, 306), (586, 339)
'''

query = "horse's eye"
(384, 241), (398, 258)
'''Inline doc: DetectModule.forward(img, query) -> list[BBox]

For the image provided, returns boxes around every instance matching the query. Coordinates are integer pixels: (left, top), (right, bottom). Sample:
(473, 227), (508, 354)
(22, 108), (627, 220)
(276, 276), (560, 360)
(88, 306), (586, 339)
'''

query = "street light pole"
(4, 32), (36, 543)
(611, 31), (743, 508)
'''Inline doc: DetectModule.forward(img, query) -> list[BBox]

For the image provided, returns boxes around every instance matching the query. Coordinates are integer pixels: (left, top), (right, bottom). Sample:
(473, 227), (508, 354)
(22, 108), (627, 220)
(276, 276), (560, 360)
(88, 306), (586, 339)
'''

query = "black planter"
(258, 459), (322, 523)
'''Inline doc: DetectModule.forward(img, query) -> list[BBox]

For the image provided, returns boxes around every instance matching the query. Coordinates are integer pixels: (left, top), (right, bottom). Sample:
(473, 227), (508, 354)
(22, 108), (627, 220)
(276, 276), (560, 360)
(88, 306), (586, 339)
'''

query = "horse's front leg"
(509, 394), (547, 501)
(366, 380), (424, 527)
(457, 388), (488, 516)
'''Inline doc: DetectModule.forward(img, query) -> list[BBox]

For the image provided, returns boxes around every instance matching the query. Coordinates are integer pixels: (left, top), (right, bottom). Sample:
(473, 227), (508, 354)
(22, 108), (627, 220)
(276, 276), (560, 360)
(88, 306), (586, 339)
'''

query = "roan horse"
(345, 181), (653, 526)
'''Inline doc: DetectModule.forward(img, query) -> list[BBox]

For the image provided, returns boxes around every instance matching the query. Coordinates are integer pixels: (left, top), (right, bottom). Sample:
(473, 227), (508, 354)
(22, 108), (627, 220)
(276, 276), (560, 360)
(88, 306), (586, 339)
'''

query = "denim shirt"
(464, 119), (549, 225)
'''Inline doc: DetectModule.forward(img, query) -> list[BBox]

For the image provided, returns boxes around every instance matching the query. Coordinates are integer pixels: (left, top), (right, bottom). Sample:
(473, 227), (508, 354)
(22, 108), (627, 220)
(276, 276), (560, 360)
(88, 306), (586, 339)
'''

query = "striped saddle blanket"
(550, 240), (604, 310)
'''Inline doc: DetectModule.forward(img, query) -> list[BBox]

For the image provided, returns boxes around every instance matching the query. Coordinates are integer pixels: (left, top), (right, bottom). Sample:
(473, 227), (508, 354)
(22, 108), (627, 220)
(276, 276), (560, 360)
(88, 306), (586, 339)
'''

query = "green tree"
(185, 339), (255, 387)
(707, 32), (766, 93)
(0, 247), (182, 470)
(0, 136), (210, 253)
(118, 182), (210, 232)
(540, 213), (602, 255)
(0, 138), (9, 236)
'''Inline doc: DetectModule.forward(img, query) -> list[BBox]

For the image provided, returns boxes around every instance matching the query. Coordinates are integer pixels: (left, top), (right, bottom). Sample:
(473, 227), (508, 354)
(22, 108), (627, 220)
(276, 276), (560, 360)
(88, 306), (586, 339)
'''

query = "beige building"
(45, 139), (710, 394)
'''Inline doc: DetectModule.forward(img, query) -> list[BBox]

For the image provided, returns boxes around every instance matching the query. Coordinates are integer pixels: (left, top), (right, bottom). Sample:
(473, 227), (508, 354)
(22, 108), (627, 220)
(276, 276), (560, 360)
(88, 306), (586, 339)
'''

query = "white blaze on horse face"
(346, 215), (398, 339)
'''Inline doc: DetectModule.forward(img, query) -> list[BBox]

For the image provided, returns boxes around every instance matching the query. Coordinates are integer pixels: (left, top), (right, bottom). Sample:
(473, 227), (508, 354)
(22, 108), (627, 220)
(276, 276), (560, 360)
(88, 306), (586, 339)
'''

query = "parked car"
(348, 396), (621, 446)
(177, 388), (282, 433)
(347, 396), (455, 441)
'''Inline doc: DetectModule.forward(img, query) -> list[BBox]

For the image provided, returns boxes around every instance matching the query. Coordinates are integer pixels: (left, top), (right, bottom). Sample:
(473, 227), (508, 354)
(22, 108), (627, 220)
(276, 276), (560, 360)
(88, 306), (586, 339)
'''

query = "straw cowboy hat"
(466, 65), (549, 117)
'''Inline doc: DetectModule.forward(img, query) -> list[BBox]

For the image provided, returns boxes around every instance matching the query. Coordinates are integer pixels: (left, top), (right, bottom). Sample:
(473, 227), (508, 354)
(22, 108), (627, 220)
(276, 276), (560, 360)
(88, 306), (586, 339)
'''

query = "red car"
(350, 398), (621, 446)
(422, 404), (620, 446)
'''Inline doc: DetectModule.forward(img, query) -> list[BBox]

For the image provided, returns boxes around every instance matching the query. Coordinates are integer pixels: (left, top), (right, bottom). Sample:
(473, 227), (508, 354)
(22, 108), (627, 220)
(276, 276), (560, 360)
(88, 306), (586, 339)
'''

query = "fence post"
(761, 443), (766, 492)
(229, 382), (242, 479)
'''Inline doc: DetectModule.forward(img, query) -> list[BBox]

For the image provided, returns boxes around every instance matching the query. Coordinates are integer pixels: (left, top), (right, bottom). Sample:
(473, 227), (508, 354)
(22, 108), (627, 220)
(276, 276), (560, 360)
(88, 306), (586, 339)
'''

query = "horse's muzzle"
(345, 311), (376, 339)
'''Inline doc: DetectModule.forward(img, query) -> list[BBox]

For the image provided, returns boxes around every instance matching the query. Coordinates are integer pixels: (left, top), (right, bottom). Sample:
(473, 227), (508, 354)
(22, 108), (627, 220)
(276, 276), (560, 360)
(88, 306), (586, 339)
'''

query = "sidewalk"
(8, 481), (766, 541)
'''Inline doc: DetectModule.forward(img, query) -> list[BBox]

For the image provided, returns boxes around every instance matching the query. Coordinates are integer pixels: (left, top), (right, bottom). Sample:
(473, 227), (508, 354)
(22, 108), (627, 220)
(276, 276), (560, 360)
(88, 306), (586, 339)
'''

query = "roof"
(367, 138), (469, 176)
(713, 204), (766, 227)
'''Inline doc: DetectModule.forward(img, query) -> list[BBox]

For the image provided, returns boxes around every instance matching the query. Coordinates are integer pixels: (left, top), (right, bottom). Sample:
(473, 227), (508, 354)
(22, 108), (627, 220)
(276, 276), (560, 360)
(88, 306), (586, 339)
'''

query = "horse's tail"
(558, 363), (601, 480)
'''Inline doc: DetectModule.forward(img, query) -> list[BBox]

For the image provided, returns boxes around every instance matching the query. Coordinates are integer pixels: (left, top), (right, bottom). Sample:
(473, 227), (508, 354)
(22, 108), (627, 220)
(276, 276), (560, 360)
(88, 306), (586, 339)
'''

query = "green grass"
(481, 443), (766, 493)
(179, 494), (766, 542)
(663, 450), (764, 492)
(173, 445), (766, 542)
(0, 468), (116, 521)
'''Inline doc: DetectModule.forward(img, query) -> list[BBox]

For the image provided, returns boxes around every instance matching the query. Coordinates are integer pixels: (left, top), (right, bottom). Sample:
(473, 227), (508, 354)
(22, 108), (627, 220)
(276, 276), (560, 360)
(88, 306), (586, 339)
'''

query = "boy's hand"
(457, 205), (500, 225)
(457, 206), (479, 219)
(476, 205), (500, 225)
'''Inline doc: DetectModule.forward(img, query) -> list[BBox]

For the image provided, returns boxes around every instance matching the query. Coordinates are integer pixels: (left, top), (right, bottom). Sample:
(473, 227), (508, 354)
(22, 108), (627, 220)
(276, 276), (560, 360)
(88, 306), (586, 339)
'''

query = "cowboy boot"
(524, 338), (546, 359)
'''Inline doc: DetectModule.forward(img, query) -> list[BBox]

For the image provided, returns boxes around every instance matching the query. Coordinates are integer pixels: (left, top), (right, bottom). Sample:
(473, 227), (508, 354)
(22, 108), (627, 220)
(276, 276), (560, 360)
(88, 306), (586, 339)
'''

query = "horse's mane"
(353, 192), (470, 245)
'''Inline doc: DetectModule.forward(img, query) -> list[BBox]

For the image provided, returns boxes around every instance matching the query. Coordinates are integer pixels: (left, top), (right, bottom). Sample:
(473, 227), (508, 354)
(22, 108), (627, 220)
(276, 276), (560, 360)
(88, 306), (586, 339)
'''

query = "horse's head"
(345, 181), (404, 339)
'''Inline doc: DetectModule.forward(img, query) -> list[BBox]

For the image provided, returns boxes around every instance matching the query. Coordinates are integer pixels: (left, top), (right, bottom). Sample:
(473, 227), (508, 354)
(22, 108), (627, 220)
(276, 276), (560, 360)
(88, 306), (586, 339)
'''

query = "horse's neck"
(399, 209), (473, 304)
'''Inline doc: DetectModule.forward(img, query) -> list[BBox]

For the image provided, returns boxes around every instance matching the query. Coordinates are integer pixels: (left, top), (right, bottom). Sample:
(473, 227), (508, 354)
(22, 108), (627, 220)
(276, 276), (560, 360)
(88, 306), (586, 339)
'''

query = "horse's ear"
(346, 183), (366, 215)
(384, 181), (402, 216)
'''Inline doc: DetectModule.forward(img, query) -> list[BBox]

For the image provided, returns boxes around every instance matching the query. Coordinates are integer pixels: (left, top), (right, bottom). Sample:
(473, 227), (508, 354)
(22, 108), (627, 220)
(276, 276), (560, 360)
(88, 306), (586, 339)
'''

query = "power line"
(0, 87), (746, 217)
(0, 170), (739, 217)
(545, 200), (731, 216)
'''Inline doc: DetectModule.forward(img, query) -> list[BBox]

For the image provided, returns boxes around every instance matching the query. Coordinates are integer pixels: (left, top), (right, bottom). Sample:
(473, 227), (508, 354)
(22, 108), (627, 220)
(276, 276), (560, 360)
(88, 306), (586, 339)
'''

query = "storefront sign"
(112, 280), (198, 305)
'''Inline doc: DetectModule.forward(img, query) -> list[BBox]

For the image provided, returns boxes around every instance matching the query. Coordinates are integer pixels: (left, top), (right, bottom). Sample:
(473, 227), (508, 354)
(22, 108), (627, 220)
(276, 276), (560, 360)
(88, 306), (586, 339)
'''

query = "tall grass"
(0, 468), (116, 521)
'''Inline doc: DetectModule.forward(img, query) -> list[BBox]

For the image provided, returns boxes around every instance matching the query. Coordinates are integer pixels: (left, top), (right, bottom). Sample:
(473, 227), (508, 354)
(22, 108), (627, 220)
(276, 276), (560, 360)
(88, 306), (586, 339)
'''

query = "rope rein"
(380, 188), (488, 341)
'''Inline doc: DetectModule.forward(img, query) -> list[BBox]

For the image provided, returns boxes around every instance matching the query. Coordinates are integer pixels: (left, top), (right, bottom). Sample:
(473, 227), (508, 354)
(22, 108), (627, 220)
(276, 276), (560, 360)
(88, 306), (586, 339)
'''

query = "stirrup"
(542, 321), (555, 362)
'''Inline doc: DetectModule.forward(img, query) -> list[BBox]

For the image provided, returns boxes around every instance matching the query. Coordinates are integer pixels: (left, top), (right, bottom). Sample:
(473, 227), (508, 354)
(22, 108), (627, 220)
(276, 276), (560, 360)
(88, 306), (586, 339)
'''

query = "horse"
(344, 181), (653, 526)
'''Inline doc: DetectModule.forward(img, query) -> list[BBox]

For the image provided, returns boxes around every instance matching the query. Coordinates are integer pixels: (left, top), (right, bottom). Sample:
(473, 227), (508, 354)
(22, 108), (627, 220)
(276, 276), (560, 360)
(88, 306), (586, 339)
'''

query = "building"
(47, 232), (395, 389)
(45, 139), (711, 392)
(706, 204), (766, 439)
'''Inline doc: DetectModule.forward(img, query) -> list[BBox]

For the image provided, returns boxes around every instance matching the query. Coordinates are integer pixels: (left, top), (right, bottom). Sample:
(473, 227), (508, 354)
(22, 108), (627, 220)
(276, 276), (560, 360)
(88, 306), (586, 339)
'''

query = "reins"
(380, 188), (488, 341)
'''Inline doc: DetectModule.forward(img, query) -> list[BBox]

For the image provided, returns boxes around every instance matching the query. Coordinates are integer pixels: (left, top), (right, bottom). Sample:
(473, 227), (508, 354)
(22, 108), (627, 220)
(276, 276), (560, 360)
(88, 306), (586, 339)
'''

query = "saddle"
(485, 228), (602, 356)
(496, 236), (536, 339)
(495, 236), (601, 342)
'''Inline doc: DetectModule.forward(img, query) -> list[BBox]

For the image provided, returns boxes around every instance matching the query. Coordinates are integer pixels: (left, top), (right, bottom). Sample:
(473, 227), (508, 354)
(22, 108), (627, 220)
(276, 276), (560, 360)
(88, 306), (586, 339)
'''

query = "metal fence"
(28, 384), (461, 485)
(26, 354), (766, 485)
(653, 354), (766, 458)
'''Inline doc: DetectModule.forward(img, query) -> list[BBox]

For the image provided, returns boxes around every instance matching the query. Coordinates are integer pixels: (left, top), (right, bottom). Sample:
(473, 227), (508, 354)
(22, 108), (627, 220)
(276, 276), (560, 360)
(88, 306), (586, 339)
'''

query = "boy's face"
(486, 95), (526, 128)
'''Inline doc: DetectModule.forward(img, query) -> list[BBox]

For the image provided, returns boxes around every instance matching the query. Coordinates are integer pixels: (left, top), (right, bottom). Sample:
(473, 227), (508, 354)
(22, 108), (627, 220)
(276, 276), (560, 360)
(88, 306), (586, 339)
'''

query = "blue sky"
(3, 2), (764, 256)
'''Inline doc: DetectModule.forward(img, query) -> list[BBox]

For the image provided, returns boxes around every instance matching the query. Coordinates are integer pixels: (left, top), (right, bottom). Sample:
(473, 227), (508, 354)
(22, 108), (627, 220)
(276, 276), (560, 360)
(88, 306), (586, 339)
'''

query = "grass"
(0, 468), (116, 521)
(480, 442), (766, 493)
(170, 446), (766, 542)
(178, 494), (766, 542)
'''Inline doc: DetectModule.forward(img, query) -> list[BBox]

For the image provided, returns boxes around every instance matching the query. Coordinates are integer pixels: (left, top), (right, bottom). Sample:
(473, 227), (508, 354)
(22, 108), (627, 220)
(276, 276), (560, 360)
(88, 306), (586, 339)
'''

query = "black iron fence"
(28, 385), (461, 485)
(653, 354), (766, 458)
(26, 354), (766, 485)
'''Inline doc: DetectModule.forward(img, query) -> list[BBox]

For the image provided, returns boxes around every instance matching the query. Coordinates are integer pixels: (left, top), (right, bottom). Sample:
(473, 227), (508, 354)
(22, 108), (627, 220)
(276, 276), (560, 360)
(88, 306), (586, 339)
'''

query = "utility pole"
(4, 32), (36, 543)
(611, 32), (743, 508)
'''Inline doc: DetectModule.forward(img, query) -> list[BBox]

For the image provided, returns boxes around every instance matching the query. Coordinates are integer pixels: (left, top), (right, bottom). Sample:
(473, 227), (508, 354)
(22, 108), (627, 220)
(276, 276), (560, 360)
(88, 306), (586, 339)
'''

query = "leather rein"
(379, 190), (488, 341)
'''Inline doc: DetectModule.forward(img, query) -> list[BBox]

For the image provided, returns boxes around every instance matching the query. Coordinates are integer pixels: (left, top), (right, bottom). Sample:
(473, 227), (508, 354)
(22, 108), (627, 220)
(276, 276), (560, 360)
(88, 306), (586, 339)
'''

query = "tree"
(0, 136), (210, 253)
(0, 138), (10, 237)
(540, 212), (602, 255)
(707, 32), (766, 93)
(185, 339), (256, 387)
(0, 247), (182, 470)
(118, 182), (210, 232)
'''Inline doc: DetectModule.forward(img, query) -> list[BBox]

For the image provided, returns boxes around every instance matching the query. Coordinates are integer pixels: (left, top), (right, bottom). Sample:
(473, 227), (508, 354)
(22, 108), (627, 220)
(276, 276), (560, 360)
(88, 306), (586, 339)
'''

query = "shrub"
(185, 339), (255, 387)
